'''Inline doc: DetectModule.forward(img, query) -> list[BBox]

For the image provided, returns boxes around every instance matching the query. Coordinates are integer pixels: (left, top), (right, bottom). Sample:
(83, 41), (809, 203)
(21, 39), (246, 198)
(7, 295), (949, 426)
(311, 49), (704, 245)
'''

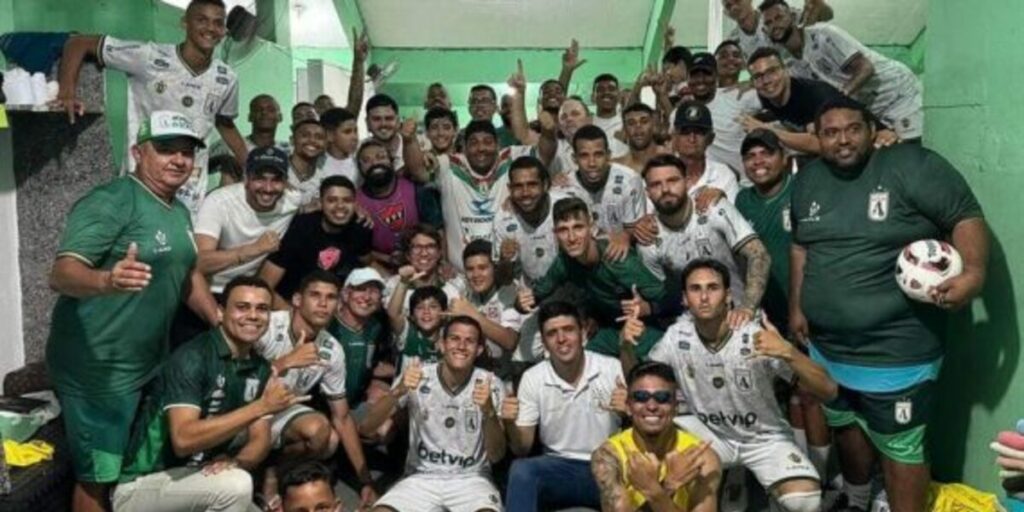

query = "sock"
(845, 481), (871, 510)
(794, 428), (808, 453)
(808, 444), (830, 482)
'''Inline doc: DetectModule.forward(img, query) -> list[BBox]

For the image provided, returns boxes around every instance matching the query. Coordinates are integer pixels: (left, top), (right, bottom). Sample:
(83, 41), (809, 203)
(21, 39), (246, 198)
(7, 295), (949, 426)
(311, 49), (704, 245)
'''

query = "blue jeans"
(505, 454), (601, 512)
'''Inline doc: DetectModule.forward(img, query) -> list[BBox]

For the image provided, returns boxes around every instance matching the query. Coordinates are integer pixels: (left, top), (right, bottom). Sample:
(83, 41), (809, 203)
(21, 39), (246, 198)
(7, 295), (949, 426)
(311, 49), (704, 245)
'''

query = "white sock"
(793, 428), (808, 453)
(845, 481), (871, 509)
(808, 444), (830, 481)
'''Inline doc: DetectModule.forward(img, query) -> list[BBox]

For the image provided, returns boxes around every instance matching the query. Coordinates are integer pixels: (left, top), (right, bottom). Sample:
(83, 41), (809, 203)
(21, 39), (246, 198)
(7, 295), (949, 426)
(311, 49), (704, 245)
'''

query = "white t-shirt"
(254, 311), (347, 399)
(194, 183), (301, 293)
(287, 157), (330, 208)
(592, 114), (630, 159)
(398, 363), (503, 476)
(648, 315), (795, 443)
(566, 163), (647, 235)
(705, 89), (764, 186)
(322, 153), (361, 187)
(463, 282), (526, 359)
(516, 351), (624, 461)
(690, 159), (741, 204)
(100, 36), (239, 217)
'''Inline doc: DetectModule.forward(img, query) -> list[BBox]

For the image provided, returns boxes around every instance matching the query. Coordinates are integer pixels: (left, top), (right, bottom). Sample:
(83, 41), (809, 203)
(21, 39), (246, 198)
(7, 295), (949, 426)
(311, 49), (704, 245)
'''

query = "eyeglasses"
(410, 243), (439, 253)
(751, 65), (783, 83)
(630, 390), (673, 404)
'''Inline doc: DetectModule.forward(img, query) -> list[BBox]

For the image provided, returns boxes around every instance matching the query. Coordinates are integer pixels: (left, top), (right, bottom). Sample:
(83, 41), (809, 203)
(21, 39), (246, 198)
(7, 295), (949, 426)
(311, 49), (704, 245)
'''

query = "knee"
(775, 490), (821, 512)
(213, 468), (254, 505)
(321, 430), (340, 460)
(507, 458), (539, 486)
(297, 414), (333, 454)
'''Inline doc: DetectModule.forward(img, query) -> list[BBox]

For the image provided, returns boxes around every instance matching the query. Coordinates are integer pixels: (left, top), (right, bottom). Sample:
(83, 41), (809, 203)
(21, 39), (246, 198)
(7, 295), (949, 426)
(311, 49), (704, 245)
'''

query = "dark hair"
(222, 275), (272, 304)
(319, 107), (357, 130)
(400, 224), (442, 255)
(662, 46), (694, 67)
(508, 155), (550, 184)
(540, 79), (563, 92)
(249, 93), (278, 109)
(464, 120), (498, 142)
(314, 94), (333, 103)
(758, 0), (790, 12)
(537, 300), (581, 332)
(355, 139), (391, 171)
(209, 154), (242, 182)
(443, 315), (483, 342)
(410, 285), (448, 313)
(622, 102), (656, 117)
(680, 257), (731, 291)
(747, 46), (783, 67)
(461, 239), (493, 265)
(627, 361), (678, 388)
(641, 153), (687, 180)
(186, 0), (225, 14)
(427, 82), (446, 91)
(469, 84), (497, 100)
(291, 101), (314, 115)
(278, 461), (335, 499)
(714, 39), (742, 56)
(366, 94), (399, 115)
(814, 96), (875, 133)
(319, 174), (356, 198)
(425, 107), (457, 129)
(571, 124), (608, 153)
(552, 196), (591, 224)
(297, 270), (341, 295)
(592, 73), (619, 89)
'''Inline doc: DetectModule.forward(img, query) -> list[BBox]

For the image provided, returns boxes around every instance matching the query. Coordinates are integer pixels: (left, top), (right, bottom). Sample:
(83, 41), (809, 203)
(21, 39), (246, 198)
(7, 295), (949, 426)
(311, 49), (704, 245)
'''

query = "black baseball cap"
(741, 128), (783, 155)
(246, 146), (288, 177)
(689, 52), (717, 74)
(673, 101), (713, 132)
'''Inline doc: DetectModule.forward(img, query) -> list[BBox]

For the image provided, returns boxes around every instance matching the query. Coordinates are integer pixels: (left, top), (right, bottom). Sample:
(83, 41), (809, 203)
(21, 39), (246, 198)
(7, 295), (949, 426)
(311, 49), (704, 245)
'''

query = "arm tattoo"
(737, 239), (771, 311)
(592, 444), (627, 512)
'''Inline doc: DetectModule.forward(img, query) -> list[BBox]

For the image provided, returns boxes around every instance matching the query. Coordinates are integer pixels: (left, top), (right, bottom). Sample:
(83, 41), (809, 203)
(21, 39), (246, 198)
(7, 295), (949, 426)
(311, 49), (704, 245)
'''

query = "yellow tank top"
(606, 427), (702, 509)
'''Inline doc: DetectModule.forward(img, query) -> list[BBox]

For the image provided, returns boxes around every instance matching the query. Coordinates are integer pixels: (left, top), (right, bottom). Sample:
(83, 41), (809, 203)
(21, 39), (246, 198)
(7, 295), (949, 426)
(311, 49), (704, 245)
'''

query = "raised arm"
(215, 119), (248, 168)
(753, 317), (838, 401)
(508, 59), (539, 146)
(345, 28), (369, 116)
(558, 39), (587, 93)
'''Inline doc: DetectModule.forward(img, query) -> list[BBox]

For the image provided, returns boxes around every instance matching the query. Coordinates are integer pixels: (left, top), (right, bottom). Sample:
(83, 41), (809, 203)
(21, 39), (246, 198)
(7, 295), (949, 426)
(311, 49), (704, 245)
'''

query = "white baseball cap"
(344, 267), (385, 288)
(136, 110), (206, 148)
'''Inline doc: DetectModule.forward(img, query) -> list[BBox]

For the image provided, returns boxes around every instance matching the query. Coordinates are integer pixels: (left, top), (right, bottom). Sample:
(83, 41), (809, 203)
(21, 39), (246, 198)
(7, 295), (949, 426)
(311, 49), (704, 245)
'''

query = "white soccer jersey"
(465, 283), (526, 359)
(254, 311), (347, 399)
(437, 146), (532, 270)
(399, 364), (503, 476)
(690, 159), (741, 204)
(706, 89), (764, 185)
(640, 200), (756, 303)
(322, 153), (361, 187)
(566, 163), (647, 235)
(592, 114), (630, 159)
(490, 189), (583, 283)
(287, 157), (330, 207)
(550, 139), (576, 176)
(100, 36), (239, 217)
(727, 8), (802, 59)
(649, 315), (795, 443)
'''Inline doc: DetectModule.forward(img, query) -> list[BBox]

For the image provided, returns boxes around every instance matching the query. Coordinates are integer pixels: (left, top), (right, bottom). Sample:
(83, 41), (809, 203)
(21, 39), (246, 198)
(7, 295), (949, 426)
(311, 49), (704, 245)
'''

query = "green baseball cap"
(136, 110), (206, 148)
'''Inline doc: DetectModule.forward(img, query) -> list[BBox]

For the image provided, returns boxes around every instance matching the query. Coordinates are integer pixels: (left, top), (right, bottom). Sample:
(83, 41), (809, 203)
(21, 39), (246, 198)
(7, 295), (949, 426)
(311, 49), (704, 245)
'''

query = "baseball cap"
(689, 52), (717, 74)
(673, 101), (713, 132)
(136, 110), (206, 148)
(245, 146), (288, 177)
(344, 267), (385, 289)
(741, 128), (783, 155)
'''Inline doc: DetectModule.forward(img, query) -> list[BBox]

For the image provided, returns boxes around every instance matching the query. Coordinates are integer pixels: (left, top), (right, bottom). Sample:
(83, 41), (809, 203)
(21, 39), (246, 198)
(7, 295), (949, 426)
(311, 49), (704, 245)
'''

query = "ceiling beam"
(641, 0), (677, 71)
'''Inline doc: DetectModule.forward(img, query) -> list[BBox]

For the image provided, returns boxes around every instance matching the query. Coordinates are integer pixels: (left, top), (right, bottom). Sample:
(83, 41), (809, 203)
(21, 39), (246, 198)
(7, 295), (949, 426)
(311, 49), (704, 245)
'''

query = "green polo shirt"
(791, 144), (983, 366)
(328, 315), (383, 405)
(119, 329), (271, 482)
(736, 174), (793, 329)
(47, 176), (197, 397)
(586, 326), (664, 360)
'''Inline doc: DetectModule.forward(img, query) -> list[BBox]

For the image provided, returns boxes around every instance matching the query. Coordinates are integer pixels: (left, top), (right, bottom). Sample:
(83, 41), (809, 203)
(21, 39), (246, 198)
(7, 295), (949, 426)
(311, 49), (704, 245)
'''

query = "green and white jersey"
(791, 144), (983, 366)
(436, 146), (533, 271)
(566, 163), (647, 235)
(119, 329), (271, 482)
(735, 174), (794, 328)
(328, 316), (384, 404)
(254, 311), (347, 399)
(490, 189), (588, 283)
(47, 176), (196, 396)
(639, 201), (756, 305)
(649, 315), (795, 443)
(397, 323), (441, 365)
(99, 37), (239, 216)
(460, 280), (526, 359)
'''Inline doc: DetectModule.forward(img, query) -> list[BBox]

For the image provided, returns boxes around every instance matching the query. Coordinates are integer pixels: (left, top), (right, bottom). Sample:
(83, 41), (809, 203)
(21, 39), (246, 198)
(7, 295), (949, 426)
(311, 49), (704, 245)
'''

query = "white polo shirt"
(515, 351), (624, 461)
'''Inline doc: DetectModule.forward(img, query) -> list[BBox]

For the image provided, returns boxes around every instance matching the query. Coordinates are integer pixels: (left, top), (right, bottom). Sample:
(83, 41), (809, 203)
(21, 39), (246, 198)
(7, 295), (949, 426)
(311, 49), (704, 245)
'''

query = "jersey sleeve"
(217, 74), (240, 119)
(99, 36), (153, 77)
(713, 201), (758, 251)
(646, 331), (674, 365)
(900, 148), (984, 231)
(56, 185), (130, 267)
(768, 356), (796, 384)
(319, 340), (349, 400)
(193, 192), (226, 239)
(815, 24), (869, 71)
(515, 371), (540, 427)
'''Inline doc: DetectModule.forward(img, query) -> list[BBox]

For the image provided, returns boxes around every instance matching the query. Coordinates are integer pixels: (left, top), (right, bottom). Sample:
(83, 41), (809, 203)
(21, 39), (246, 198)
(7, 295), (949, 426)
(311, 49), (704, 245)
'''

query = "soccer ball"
(895, 239), (963, 303)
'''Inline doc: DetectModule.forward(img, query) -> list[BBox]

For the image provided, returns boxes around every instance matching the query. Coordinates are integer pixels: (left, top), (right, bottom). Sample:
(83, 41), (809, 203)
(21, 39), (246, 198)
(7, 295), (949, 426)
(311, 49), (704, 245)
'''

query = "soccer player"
(47, 111), (219, 512)
(241, 94), (289, 153)
(280, 461), (343, 512)
(362, 316), (506, 512)
(503, 301), (626, 511)
(613, 103), (670, 174)
(647, 259), (837, 512)
(790, 98), (990, 512)
(55, 0), (246, 216)
(721, 0), (833, 59)
(383, 224), (464, 324)
(465, 84), (518, 148)
(423, 82), (452, 111)
(425, 107), (459, 158)
(591, 73), (630, 158)
(591, 361), (721, 512)
(111, 276), (304, 512)
(287, 116), (329, 208)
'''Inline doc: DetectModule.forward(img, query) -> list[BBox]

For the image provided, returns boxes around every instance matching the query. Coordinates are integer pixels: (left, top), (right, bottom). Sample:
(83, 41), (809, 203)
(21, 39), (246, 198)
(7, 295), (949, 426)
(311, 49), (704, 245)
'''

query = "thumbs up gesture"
(515, 278), (537, 313)
(108, 242), (152, 292)
(401, 357), (424, 394)
(281, 330), (323, 371)
(752, 316), (795, 362)
(472, 375), (496, 416)
(600, 376), (628, 414)
(618, 296), (646, 347)
(499, 384), (519, 422)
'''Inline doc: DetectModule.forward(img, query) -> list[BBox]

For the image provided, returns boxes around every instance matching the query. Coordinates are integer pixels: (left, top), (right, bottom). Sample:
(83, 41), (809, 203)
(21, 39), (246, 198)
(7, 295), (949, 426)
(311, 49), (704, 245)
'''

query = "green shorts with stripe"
(57, 391), (142, 483)
(822, 380), (933, 465)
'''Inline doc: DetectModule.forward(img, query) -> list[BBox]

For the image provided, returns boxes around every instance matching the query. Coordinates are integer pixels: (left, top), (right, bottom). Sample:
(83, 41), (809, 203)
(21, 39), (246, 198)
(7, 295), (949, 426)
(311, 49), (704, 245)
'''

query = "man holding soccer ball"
(789, 97), (989, 512)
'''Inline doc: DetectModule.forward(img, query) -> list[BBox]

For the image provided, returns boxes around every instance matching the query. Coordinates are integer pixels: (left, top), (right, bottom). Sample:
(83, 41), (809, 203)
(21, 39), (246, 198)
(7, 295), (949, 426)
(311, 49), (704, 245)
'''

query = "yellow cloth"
(0, 106), (8, 129)
(606, 427), (702, 509)
(4, 439), (54, 467)
(930, 482), (1005, 512)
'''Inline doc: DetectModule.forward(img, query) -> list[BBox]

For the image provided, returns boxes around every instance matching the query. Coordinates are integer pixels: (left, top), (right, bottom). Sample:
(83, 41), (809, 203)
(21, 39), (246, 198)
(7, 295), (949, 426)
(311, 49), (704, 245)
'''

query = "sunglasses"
(630, 390), (673, 404)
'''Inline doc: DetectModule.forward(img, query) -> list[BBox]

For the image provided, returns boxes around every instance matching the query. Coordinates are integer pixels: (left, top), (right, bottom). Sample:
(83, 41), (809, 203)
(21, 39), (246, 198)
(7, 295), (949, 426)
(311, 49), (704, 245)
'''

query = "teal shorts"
(822, 380), (933, 465)
(57, 391), (142, 483)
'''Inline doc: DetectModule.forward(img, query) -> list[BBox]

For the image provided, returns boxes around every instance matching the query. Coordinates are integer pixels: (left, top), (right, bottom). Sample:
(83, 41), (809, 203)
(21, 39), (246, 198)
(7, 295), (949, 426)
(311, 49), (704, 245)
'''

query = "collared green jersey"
(586, 326), (664, 360)
(736, 174), (794, 329)
(327, 315), (384, 404)
(791, 144), (983, 366)
(119, 329), (271, 482)
(47, 176), (196, 396)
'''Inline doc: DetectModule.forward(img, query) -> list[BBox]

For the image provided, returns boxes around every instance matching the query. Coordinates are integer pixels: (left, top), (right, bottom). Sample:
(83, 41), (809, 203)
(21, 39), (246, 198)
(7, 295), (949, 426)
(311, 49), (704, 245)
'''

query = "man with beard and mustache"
(760, 0), (924, 142)
(591, 73), (630, 159)
(722, 0), (832, 60)
(259, 176), (373, 308)
(790, 99), (989, 512)
(638, 154), (770, 327)
(613, 103), (671, 174)
(364, 93), (415, 171)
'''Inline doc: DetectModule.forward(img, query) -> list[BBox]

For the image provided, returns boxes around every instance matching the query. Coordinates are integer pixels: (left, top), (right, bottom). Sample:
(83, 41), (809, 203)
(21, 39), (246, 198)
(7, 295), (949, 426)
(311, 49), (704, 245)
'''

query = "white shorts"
(871, 80), (923, 140)
(674, 415), (819, 490)
(270, 404), (320, 449)
(374, 473), (503, 512)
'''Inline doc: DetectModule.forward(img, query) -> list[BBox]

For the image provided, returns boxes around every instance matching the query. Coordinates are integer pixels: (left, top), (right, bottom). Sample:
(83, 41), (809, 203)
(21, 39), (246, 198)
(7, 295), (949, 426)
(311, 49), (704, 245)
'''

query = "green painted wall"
(924, 0), (1022, 495)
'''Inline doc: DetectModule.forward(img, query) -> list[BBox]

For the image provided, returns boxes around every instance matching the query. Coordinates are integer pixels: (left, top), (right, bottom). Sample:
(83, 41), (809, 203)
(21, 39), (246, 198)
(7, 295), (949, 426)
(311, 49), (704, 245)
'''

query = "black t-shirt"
(268, 211), (372, 298)
(758, 77), (847, 130)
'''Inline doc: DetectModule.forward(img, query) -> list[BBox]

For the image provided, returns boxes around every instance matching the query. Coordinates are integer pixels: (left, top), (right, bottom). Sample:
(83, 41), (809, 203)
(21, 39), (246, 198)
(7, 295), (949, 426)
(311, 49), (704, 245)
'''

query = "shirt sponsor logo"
(216, 76), (229, 85)
(801, 201), (822, 223)
(318, 247), (342, 270)
(217, 65), (228, 75)
(470, 197), (495, 216)
(244, 378), (261, 401)
(182, 95), (194, 108)
(895, 398), (913, 425)
(868, 190), (889, 222)
(416, 441), (478, 468)
(697, 411), (758, 428)
(782, 206), (792, 232)
(153, 58), (170, 69)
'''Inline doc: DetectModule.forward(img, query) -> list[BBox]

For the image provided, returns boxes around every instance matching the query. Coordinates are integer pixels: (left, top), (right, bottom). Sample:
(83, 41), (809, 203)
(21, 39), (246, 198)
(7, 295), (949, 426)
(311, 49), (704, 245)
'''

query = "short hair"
(747, 46), (783, 67)
(291, 101), (314, 115)
(662, 46), (694, 67)
(508, 155), (550, 184)
(461, 239), (493, 265)
(552, 196), (591, 224)
(814, 96), (876, 133)
(427, 82), (446, 91)
(758, 0), (790, 12)
(714, 39), (742, 56)
(469, 84), (497, 100)
(592, 73), (619, 88)
(641, 153), (687, 180)
(319, 174), (356, 198)
(297, 270), (341, 295)
(314, 93), (333, 103)
(443, 315), (483, 342)
(680, 257), (731, 291)
(400, 223), (442, 255)
(366, 94), (399, 115)
(249, 93), (277, 109)
(622, 102), (656, 117)
(278, 461), (335, 499)
(355, 139), (390, 166)
(222, 275), (272, 304)
(537, 300), (581, 332)
(563, 95), (592, 116)
(571, 124), (609, 152)
(186, 0), (225, 14)
(209, 154), (242, 182)
(319, 107), (357, 130)
(540, 79), (563, 91)
(424, 107), (457, 129)
(464, 120), (498, 142)
(627, 361), (678, 388)
(409, 285), (448, 313)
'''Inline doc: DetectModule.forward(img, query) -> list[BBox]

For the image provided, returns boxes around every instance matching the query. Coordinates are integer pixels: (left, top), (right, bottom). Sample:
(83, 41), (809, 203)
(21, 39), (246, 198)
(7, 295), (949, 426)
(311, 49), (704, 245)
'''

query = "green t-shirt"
(532, 240), (666, 325)
(736, 174), (794, 329)
(119, 329), (271, 482)
(328, 315), (383, 404)
(47, 176), (197, 396)
(401, 325), (441, 363)
(586, 326), (664, 360)
(791, 145), (983, 366)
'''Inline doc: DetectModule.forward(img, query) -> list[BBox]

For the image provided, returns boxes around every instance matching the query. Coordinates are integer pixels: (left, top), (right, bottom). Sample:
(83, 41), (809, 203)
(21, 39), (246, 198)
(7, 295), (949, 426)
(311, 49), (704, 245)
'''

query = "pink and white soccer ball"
(895, 239), (963, 303)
